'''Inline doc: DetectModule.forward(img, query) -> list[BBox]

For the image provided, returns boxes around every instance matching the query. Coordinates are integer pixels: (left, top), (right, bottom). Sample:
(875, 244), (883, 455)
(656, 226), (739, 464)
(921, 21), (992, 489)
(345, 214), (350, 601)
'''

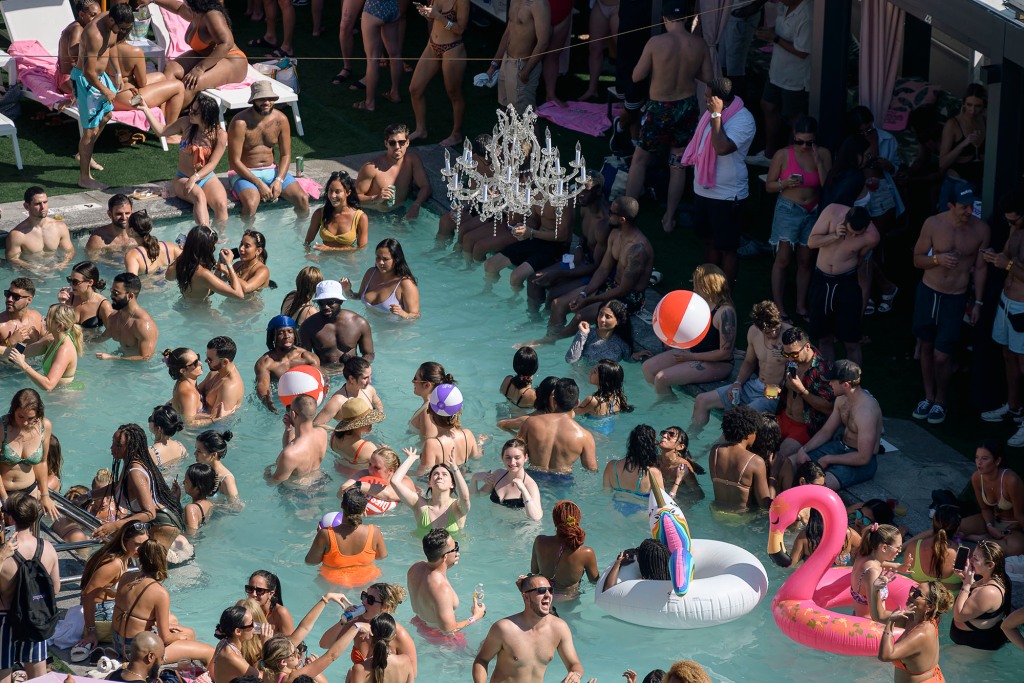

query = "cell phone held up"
(954, 545), (971, 572)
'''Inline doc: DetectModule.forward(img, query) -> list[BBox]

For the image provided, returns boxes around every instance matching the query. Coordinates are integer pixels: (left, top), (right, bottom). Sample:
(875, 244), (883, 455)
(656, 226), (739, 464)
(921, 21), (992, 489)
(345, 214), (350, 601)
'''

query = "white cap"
(311, 280), (347, 302)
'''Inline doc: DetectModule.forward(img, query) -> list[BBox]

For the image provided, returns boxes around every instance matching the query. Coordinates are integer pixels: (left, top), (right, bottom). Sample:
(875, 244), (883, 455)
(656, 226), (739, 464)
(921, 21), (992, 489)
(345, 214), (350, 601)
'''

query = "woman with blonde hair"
(282, 266), (324, 326)
(258, 592), (362, 683)
(319, 583), (416, 671)
(338, 446), (417, 516)
(530, 500), (599, 599)
(234, 597), (269, 666)
(640, 264), (737, 395)
(878, 581), (954, 683)
(4, 303), (83, 390)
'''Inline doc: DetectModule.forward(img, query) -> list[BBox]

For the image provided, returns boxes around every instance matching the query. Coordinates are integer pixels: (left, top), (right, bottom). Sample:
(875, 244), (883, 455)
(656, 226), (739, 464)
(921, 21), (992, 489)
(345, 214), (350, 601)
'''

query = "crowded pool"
(12, 205), (1013, 681)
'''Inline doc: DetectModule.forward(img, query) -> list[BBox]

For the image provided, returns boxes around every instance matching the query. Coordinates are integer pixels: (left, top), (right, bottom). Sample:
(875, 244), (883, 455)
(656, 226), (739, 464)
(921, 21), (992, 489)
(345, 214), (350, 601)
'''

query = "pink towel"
(680, 96), (745, 190)
(536, 100), (617, 137)
(226, 168), (322, 199)
(219, 73), (260, 90)
(160, 4), (191, 60)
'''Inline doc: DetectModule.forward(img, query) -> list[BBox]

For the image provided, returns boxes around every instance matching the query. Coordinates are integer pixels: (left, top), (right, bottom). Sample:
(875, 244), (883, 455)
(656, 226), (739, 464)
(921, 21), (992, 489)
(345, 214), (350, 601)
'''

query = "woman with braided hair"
(530, 500), (599, 599)
(92, 423), (187, 553)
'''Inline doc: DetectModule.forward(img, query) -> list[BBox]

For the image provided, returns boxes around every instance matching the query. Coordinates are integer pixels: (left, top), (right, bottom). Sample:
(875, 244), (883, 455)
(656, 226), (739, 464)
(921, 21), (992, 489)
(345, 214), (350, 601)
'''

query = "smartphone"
(789, 173), (803, 184)
(787, 362), (798, 378)
(13, 343), (26, 354)
(175, 233), (187, 248)
(954, 545), (971, 572)
(231, 247), (241, 261)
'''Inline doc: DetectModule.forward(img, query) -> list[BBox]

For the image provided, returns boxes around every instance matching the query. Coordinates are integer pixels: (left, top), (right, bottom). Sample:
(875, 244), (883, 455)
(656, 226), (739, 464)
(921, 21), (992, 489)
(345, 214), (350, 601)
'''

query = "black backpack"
(9, 539), (57, 642)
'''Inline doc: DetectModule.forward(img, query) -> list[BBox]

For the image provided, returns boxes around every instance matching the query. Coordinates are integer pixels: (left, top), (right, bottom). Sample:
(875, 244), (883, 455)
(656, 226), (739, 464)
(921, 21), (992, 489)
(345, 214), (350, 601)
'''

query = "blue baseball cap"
(267, 315), (297, 331)
(952, 181), (976, 206)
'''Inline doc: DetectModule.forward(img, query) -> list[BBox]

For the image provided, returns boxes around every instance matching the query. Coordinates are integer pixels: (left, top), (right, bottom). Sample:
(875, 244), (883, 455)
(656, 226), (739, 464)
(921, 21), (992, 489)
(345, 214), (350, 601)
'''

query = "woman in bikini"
(850, 523), (909, 622)
(318, 583), (416, 672)
(166, 226), (246, 301)
(342, 238), (420, 319)
(576, 359), (632, 418)
(124, 211), (182, 276)
(147, 405), (189, 470)
(231, 229), (271, 293)
(407, 362), (454, 439)
(471, 438), (542, 520)
(245, 570), (294, 636)
(163, 347), (221, 425)
(258, 594), (364, 683)
(707, 406), (773, 513)
(282, 266), (323, 327)
(902, 504), (963, 594)
(317, 357), (384, 427)
(530, 500), (599, 600)
(305, 488), (387, 587)
(304, 172), (368, 252)
(960, 440), (1024, 556)
(195, 430), (240, 502)
(418, 402), (479, 473)
(602, 425), (664, 514)
(498, 347), (537, 410)
(60, 261), (112, 334)
(0, 390), (56, 518)
(355, 0), (402, 113)
(329, 398), (385, 475)
(344, 614), (416, 683)
(3, 304), (82, 392)
(579, 0), (619, 101)
(877, 581), (954, 683)
(939, 83), (987, 203)
(390, 447), (469, 537)
(112, 539), (212, 662)
(209, 606), (259, 683)
(408, 0), (468, 147)
(657, 426), (704, 498)
(182, 462), (216, 533)
(337, 446), (417, 516)
(951, 540), (1011, 650)
(137, 96), (230, 229)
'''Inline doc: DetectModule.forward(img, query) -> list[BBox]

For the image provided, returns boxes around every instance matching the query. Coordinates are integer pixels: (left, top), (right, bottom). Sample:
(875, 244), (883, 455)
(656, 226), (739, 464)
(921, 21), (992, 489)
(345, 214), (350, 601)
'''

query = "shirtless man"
(547, 196), (653, 338)
(0, 278), (46, 347)
(518, 379), (597, 474)
(790, 360), (882, 491)
(407, 529), (486, 641)
(690, 301), (791, 432)
(74, 4), (135, 189)
(265, 395), (328, 485)
(85, 194), (135, 254)
(708, 405), (773, 512)
(625, 0), (712, 234)
(227, 81), (309, 223)
(354, 124), (432, 219)
(314, 356), (383, 426)
(472, 574), (584, 683)
(197, 336), (245, 416)
(255, 315), (320, 412)
(6, 187), (75, 271)
(806, 204), (880, 365)
(484, 0), (551, 115)
(299, 281), (375, 368)
(484, 202), (573, 292)
(94, 273), (158, 361)
(911, 181), (990, 424)
(57, 0), (101, 99)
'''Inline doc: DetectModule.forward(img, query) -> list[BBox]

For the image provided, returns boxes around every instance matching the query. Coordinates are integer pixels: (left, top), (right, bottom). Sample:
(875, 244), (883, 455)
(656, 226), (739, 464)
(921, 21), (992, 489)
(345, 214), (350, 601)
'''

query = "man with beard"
(472, 574), (584, 683)
(104, 631), (164, 682)
(408, 529), (486, 647)
(354, 123), (432, 220)
(85, 194), (135, 253)
(299, 280), (375, 368)
(254, 315), (320, 412)
(94, 273), (158, 362)
(227, 82), (308, 223)
(198, 336), (245, 417)
(6, 187), (75, 272)
(0, 277), (45, 346)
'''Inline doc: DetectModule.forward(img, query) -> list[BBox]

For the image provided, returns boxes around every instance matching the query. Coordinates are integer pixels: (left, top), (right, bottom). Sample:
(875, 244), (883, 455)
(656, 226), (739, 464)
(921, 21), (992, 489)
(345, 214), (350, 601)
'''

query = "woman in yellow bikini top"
(304, 172), (369, 251)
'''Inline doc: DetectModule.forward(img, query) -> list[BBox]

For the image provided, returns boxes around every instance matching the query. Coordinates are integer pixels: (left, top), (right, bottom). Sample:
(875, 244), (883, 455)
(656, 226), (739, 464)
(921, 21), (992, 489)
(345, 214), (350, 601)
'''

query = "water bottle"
(339, 604), (366, 623)
(474, 583), (485, 604)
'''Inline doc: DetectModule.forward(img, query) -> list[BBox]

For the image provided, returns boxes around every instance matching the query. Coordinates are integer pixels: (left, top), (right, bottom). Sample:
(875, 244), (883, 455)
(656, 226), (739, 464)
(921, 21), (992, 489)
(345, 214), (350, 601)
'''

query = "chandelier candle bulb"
(482, 184), (488, 201)
(546, 128), (552, 153)
(505, 166), (512, 182)
(575, 142), (581, 165)
(444, 150), (451, 173)
(558, 180), (564, 195)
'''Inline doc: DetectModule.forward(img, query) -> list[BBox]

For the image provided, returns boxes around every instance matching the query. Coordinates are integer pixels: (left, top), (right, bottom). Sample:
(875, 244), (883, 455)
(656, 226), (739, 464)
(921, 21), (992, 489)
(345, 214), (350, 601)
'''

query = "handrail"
(35, 490), (105, 556)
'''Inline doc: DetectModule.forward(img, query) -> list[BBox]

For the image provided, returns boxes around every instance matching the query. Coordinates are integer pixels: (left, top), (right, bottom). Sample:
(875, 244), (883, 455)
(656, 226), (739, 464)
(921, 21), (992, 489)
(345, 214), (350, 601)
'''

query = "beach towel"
(680, 96), (744, 190)
(159, 4), (192, 59)
(227, 168), (321, 199)
(536, 100), (623, 137)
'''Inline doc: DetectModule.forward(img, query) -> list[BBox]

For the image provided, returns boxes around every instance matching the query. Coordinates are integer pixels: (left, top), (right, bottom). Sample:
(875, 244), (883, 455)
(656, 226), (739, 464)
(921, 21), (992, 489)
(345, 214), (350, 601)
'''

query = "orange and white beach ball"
(652, 290), (712, 349)
(278, 365), (326, 407)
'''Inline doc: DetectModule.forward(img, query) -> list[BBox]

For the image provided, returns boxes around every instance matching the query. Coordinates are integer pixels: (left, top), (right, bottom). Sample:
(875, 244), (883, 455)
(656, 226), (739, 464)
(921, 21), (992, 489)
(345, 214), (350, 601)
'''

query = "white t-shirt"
(768, 0), (813, 92)
(692, 107), (757, 201)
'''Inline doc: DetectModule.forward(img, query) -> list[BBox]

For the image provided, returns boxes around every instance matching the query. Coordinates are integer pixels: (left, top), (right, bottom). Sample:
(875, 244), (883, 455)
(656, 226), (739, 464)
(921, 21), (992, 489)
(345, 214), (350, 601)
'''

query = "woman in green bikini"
(0, 389), (58, 519)
(389, 447), (469, 537)
(3, 304), (82, 391)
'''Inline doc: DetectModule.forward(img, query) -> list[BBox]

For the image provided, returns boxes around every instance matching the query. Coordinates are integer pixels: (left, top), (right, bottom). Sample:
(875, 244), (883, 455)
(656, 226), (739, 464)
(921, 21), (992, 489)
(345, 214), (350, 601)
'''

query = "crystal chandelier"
(441, 104), (587, 238)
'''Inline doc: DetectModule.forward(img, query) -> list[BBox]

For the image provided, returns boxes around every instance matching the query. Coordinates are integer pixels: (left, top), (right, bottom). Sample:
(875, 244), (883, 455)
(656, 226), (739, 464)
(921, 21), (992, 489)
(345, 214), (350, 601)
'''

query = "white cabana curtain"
(858, 0), (905, 122)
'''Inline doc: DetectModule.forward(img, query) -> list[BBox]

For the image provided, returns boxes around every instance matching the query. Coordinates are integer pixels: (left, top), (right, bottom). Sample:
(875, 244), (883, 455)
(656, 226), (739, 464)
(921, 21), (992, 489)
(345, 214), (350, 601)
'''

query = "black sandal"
(331, 69), (352, 85)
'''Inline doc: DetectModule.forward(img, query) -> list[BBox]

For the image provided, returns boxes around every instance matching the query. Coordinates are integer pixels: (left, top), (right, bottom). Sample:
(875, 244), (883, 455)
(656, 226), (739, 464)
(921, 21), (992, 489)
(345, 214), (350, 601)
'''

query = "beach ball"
(430, 384), (463, 416)
(318, 511), (344, 529)
(652, 290), (712, 349)
(278, 365), (326, 407)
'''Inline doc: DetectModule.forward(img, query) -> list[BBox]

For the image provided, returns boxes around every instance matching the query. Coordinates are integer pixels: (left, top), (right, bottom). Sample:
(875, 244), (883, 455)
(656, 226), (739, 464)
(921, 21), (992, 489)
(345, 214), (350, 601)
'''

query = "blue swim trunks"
(229, 165), (298, 196)
(177, 171), (216, 188)
(70, 66), (114, 129)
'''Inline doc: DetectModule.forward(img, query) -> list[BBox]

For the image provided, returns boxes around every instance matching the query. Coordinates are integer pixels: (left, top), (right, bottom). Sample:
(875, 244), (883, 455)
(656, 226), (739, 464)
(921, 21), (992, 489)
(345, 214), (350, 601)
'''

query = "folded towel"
(159, 3), (192, 60)
(472, 71), (499, 88)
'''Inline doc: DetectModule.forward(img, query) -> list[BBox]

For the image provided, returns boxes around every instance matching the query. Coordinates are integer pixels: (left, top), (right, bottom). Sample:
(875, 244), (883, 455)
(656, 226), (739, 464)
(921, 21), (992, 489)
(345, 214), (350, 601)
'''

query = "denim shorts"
(807, 437), (877, 490)
(865, 177), (897, 217)
(714, 375), (780, 414)
(718, 13), (759, 76)
(769, 197), (817, 247)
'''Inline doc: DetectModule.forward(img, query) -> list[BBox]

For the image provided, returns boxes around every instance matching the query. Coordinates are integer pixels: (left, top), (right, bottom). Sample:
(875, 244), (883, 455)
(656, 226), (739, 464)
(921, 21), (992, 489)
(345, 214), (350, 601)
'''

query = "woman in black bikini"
(499, 347), (537, 410)
(530, 500), (599, 599)
(951, 539), (1011, 650)
(183, 462), (216, 533)
(418, 403), (479, 473)
(471, 438), (542, 520)
(408, 0), (468, 147)
(61, 261), (112, 332)
(939, 83), (987, 205)
(124, 211), (181, 276)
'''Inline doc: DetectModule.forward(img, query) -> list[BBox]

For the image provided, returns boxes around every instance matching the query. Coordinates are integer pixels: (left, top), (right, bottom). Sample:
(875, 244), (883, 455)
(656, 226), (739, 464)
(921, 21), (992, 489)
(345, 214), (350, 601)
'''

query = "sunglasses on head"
(4, 290), (28, 301)
(360, 591), (381, 606)
(129, 521), (151, 533)
(244, 585), (270, 596)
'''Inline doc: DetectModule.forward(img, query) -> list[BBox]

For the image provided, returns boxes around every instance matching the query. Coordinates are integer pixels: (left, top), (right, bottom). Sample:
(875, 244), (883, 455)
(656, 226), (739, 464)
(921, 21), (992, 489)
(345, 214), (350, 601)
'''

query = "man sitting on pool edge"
(355, 123), (432, 220)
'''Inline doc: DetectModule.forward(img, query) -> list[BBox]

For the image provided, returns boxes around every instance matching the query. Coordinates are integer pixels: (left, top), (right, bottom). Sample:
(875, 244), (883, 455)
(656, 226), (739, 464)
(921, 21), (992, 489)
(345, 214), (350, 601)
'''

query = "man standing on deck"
(484, 0), (551, 115)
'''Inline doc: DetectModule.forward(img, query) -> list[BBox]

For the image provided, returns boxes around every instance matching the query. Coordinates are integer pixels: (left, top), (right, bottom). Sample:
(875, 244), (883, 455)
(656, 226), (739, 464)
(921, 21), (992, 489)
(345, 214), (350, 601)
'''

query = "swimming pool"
(16, 206), (1013, 681)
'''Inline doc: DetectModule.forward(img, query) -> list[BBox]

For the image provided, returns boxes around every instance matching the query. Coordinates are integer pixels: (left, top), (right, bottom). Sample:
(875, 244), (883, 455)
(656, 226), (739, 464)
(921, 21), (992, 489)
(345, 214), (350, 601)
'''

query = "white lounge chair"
(148, 2), (304, 135)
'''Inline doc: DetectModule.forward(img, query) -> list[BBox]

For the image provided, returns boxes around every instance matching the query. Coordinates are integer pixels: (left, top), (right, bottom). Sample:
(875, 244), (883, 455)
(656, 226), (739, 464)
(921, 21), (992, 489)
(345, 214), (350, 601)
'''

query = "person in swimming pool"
(656, 426), (704, 498)
(530, 500), (599, 599)
(418, 404), (480, 474)
(471, 438), (542, 520)
(318, 583), (417, 672)
(231, 230), (271, 293)
(124, 211), (182, 277)
(316, 357), (383, 426)
(147, 405), (189, 470)
(390, 448), (469, 536)
(85, 195), (136, 254)
(499, 347), (537, 409)
(877, 580), (953, 683)
(197, 336), (245, 418)
(244, 570), (294, 636)
(407, 529), (485, 640)
(164, 347), (222, 424)
(342, 238), (421, 319)
(265, 395), (329, 487)
(519, 378), (597, 474)
(60, 261), (112, 334)
(303, 172), (368, 252)
(602, 425), (665, 510)
(182, 462), (216, 533)
(407, 362), (454, 439)
(4, 303), (83, 392)
(707, 406), (773, 513)
(0, 389), (57, 518)
(576, 359), (632, 417)
(255, 315), (321, 413)
(337, 446), (418, 515)
(281, 266), (323, 327)
(298, 280), (375, 367)
(305, 487), (387, 587)
(166, 226), (246, 301)
(328, 398), (384, 475)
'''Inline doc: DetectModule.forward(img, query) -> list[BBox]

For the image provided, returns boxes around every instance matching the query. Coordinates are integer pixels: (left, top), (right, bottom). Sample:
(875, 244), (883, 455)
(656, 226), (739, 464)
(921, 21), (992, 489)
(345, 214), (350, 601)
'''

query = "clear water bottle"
(339, 604), (366, 623)
(474, 583), (485, 604)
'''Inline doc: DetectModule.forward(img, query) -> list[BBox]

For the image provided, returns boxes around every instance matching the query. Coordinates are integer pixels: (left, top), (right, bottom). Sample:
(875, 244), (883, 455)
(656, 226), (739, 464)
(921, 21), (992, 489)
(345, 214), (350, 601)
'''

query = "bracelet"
(802, 389), (809, 396)
(932, 254), (938, 265)
(1008, 260), (1015, 272)
(974, 300), (984, 307)
(468, 616), (477, 625)
(320, 595), (328, 604)
(490, 60), (499, 68)
(86, 626), (97, 632)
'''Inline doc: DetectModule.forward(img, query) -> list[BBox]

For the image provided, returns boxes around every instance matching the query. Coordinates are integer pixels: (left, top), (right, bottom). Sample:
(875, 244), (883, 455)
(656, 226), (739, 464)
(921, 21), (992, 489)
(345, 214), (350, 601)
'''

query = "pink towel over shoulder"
(680, 96), (744, 190)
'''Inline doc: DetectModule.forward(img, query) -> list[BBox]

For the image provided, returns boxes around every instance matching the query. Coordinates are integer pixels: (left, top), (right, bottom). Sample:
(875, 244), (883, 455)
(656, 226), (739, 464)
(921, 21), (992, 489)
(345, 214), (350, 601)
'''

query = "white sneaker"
(1009, 424), (1024, 447)
(746, 150), (773, 167)
(981, 403), (1024, 423)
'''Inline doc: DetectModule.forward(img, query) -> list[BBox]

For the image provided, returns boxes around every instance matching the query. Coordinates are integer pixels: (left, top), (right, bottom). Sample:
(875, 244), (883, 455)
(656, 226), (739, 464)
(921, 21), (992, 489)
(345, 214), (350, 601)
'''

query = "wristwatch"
(710, 112), (722, 119)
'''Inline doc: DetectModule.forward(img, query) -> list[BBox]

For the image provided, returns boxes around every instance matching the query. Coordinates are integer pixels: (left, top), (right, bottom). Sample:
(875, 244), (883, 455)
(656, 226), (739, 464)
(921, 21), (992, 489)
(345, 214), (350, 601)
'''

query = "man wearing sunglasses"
(772, 327), (834, 482)
(473, 574), (584, 683)
(0, 278), (45, 347)
(85, 194), (135, 254)
(299, 280), (375, 367)
(197, 336), (245, 418)
(6, 187), (75, 272)
(407, 529), (485, 646)
(354, 123), (432, 220)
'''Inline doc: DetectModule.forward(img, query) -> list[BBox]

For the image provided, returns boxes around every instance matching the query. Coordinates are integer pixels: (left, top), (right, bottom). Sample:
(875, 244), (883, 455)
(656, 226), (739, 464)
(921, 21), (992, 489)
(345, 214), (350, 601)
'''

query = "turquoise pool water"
(15, 206), (1013, 681)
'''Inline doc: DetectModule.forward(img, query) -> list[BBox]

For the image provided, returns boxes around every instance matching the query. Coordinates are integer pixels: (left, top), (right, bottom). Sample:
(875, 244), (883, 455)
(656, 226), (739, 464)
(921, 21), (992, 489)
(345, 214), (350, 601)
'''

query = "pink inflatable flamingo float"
(767, 485), (914, 656)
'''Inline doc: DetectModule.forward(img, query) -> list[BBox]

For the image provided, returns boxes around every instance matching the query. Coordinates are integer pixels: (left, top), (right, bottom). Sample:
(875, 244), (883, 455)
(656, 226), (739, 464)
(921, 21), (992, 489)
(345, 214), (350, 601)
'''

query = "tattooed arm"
(682, 305), (737, 363)
(588, 241), (652, 304)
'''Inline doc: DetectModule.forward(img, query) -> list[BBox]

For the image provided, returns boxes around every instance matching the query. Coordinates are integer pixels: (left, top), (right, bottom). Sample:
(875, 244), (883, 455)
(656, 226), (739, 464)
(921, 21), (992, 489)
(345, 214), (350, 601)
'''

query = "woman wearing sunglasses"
(210, 605), (259, 683)
(245, 570), (295, 636)
(655, 426), (703, 498)
(162, 347), (218, 425)
(60, 261), (112, 333)
(258, 592), (363, 683)
(877, 581), (954, 683)
(319, 583), (417, 674)
(850, 523), (912, 622)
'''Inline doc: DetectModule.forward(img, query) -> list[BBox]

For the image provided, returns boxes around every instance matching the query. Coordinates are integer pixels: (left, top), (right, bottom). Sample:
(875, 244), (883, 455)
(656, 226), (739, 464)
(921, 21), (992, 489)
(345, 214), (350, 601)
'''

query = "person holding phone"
(951, 540), (1010, 650)
(877, 581), (954, 683)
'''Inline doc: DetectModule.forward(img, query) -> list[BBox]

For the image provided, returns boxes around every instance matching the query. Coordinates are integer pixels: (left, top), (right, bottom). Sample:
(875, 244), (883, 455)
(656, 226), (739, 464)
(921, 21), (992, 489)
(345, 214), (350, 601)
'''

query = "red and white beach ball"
(278, 365), (326, 407)
(652, 290), (712, 349)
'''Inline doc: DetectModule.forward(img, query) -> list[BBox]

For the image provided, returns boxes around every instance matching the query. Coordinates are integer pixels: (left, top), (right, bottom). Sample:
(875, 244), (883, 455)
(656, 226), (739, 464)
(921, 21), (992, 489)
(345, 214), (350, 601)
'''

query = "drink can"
(295, 156), (304, 177)
(387, 185), (397, 208)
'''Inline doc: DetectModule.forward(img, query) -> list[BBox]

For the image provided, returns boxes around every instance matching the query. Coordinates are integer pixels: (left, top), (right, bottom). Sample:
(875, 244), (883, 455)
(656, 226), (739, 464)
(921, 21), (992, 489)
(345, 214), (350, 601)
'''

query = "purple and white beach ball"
(318, 511), (345, 529)
(429, 384), (464, 416)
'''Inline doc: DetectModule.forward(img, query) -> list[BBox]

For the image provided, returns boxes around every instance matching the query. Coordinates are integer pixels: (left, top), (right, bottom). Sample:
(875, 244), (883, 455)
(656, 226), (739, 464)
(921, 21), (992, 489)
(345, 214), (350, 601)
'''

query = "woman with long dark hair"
(245, 570), (295, 635)
(210, 605), (259, 683)
(344, 613), (415, 682)
(166, 225), (245, 300)
(960, 440), (1024, 556)
(304, 172), (368, 251)
(603, 424), (665, 513)
(258, 594), (363, 683)
(147, 404), (188, 469)
(233, 229), (271, 292)
(281, 266), (323, 325)
(530, 500), (599, 599)
(342, 238), (420, 318)
(656, 426), (703, 498)
(61, 261), (112, 330)
(499, 347), (538, 408)
(196, 429), (239, 501)
(939, 83), (987, 204)
(136, 94), (230, 228)
(125, 210), (182, 276)
(0, 390), (56, 517)
(577, 359), (632, 417)
(182, 462), (217, 533)
(566, 300), (633, 365)
(163, 346), (221, 425)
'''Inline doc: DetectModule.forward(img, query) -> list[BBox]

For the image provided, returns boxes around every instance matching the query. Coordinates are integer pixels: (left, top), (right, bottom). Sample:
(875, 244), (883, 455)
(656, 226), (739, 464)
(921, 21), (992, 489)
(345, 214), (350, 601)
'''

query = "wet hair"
(260, 635), (297, 673)
(376, 238), (417, 285)
(47, 434), (62, 480)
(9, 277), (35, 296)
(428, 404), (461, 430)
(113, 423), (183, 519)
(149, 405), (184, 437)
(929, 505), (961, 579)
(666, 660), (712, 683)
(793, 115), (818, 137)
(552, 500), (586, 550)
(804, 509), (825, 557)
(129, 211), (160, 260)
(782, 326), (809, 346)
(750, 413), (781, 461)
(366, 583), (407, 613)
(721, 405), (760, 443)
(214, 605), (250, 640)
(81, 522), (151, 589)
(4, 492), (40, 530)
(795, 460), (825, 485)
(323, 171), (360, 222)
(510, 347), (538, 389)
(343, 356), (372, 381)
(369, 613), (397, 683)
(197, 430), (233, 461)
(707, 77), (734, 104)
(249, 570), (285, 608)
(642, 671), (666, 683)
(861, 498), (895, 525)
(551, 378), (580, 412)
(185, 462), (217, 500)
(186, 94), (220, 147)
(47, 304), (84, 356)
(978, 439), (1005, 467)
(8, 388), (44, 421)
(175, 225), (217, 293)
(750, 300), (782, 331)
(825, 135), (870, 194)
(532, 376), (558, 414)
(208, 335), (237, 362)
(857, 523), (900, 558)
(422, 528), (452, 562)
(162, 347), (197, 380)
(637, 538), (671, 581)
(241, 230), (268, 264)
(425, 462), (458, 500)
(919, 581), (955, 622)
(113, 272), (142, 297)
(108, 193), (132, 212)
(136, 539), (168, 581)
(692, 263), (732, 309)
(384, 123), (409, 139)
(23, 186), (46, 204)
(415, 362), (454, 388)
(624, 425), (658, 472)
(72, 261), (106, 291)
(963, 82), (988, 105)
(283, 266), (323, 319)
(602, 300), (634, 352)
(370, 446), (401, 473)
(341, 487), (368, 526)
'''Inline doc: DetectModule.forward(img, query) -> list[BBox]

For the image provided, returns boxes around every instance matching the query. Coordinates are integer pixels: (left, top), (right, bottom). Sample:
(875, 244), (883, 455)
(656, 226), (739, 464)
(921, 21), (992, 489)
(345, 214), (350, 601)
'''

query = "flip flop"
(349, 79), (367, 91)
(331, 69), (352, 85)
(267, 48), (294, 59)
(71, 645), (95, 663)
(878, 286), (898, 313)
(247, 37), (278, 50)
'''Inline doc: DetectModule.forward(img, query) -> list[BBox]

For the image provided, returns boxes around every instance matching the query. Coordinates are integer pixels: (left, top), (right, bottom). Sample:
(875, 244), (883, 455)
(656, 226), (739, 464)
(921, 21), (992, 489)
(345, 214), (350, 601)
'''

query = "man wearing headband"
(255, 315), (320, 412)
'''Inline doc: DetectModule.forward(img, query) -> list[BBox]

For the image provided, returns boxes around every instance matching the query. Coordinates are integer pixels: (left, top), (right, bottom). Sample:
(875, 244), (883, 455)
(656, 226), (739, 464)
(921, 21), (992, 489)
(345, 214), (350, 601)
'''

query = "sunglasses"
(443, 541), (460, 556)
(4, 290), (28, 301)
(849, 509), (871, 526)
(317, 299), (342, 308)
(186, 358), (202, 369)
(66, 276), (88, 285)
(244, 585), (271, 596)
(885, 542), (903, 553)
(793, 139), (815, 146)
(660, 430), (679, 438)
(523, 586), (553, 595)
(387, 139), (409, 147)
(781, 346), (806, 359)
(360, 591), (381, 606)
(908, 587), (923, 600)
(240, 622), (255, 631)
(129, 521), (151, 533)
